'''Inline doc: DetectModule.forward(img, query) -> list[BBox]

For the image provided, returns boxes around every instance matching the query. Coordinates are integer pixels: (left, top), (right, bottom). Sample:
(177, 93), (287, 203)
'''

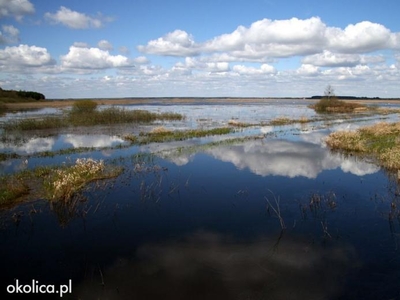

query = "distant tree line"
(16, 90), (45, 100)
(310, 95), (381, 100)
(0, 87), (45, 102)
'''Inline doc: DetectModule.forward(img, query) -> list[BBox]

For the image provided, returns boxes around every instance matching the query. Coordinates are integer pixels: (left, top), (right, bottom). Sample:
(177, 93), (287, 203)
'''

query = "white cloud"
(232, 64), (276, 75)
(0, 0), (34, 20)
(205, 17), (327, 56)
(0, 44), (55, 71)
(296, 64), (320, 76)
(45, 6), (111, 29)
(302, 51), (361, 67)
(139, 17), (400, 61)
(60, 46), (133, 70)
(98, 39), (113, 51)
(137, 29), (200, 56)
(327, 21), (393, 53)
(0, 24), (19, 44)
(133, 56), (149, 64)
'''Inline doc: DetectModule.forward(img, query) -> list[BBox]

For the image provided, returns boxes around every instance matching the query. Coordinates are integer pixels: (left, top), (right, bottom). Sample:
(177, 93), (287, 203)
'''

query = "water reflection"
(63, 134), (124, 148)
(73, 231), (356, 300)
(0, 137), (55, 154)
(0, 134), (124, 154)
(162, 138), (380, 178)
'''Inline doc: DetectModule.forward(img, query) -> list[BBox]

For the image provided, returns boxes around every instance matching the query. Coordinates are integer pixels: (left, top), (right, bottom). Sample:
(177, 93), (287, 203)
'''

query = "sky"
(0, 0), (399, 99)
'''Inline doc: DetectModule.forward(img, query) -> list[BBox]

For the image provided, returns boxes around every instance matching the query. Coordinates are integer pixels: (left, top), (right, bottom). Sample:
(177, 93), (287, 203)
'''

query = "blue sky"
(0, 0), (400, 98)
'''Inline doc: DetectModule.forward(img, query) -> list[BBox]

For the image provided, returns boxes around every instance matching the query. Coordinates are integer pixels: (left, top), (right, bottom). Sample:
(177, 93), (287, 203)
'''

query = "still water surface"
(0, 101), (399, 299)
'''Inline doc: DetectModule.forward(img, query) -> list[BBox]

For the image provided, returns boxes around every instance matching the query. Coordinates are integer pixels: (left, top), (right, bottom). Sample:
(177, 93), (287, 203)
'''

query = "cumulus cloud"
(0, 24), (19, 44)
(133, 56), (149, 64)
(0, 44), (55, 71)
(97, 39), (113, 51)
(327, 21), (392, 53)
(296, 64), (320, 76)
(60, 46), (134, 70)
(232, 63), (276, 75)
(45, 6), (111, 29)
(139, 17), (400, 61)
(137, 29), (200, 56)
(0, 0), (34, 20)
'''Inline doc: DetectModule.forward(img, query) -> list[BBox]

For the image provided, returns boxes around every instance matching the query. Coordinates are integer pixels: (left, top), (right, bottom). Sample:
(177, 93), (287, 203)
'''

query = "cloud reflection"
(207, 139), (379, 178)
(73, 231), (356, 300)
(0, 137), (55, 154)
(164, 138), (380, 178)
(63, 134), (124, 148)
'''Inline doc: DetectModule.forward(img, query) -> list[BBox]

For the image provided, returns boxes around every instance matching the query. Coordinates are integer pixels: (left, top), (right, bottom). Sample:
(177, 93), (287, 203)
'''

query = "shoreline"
(4, 97), (400, 110)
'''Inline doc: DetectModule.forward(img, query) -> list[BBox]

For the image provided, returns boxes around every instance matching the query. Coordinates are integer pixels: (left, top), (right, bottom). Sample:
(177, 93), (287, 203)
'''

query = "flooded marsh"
(1, 99), (400, 299)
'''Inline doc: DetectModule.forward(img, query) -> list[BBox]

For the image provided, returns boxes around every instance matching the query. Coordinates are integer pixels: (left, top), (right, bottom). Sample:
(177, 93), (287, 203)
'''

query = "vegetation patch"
(0, 158), (122, 209)
(128, 127), (233, 144)
(3, 100), (185, 131)
(0, 87), (45, 103)
(43, 158), (121, 201)
(0, 174), (30, 207)
(311, 98), (366, 113)
(326, 121), (400, 170)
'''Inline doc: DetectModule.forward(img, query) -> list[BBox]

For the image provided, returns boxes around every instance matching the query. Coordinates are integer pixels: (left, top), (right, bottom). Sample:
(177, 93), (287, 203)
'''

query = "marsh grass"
(269, 117), (292, 126)
(68, 108), (184, 126)
(326, 121), (400, 169)
(0, 158), (123, 208)
(43, 158), (122, 201)
(5, 116), (66, 131)
(3, 107), (185, 131)
(0, 174), (29, 207)
(311, 98), (366, 113)
(129, 127), (233, 144)
(228, 120), (257, 127)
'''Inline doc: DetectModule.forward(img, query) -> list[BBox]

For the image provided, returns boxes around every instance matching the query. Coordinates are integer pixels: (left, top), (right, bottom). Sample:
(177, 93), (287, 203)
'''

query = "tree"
(324, 85), (335, 100)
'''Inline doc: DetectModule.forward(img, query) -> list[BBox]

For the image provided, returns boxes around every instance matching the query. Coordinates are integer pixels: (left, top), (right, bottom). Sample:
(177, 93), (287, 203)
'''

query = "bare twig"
(265, 190), (286, 230)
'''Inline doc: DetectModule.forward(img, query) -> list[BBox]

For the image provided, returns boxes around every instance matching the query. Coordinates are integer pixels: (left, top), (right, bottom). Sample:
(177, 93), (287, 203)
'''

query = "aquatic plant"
(44, 158), (121, 201)
(135, 127), (233, 144)
(326, 121), (400, 169)
(0, 174), (29, 207)
(265, 190), (286, 230)
(2, 108), (185, 131)
(311, 98), (366, 113)
(70, 99), (98, 114)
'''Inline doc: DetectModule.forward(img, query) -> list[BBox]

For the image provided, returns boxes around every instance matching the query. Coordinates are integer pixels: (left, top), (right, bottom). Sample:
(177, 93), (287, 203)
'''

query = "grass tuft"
(311, 98), (366, 113)
(326, 121), (400, 169)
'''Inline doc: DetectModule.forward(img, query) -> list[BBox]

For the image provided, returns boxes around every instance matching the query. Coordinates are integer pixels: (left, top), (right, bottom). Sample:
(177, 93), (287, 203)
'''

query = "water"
(1, 101), (399, 299)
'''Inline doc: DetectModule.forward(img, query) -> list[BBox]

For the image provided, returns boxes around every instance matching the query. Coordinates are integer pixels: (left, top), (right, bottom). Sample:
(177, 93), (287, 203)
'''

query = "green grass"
(125, 127), (233, 144)
(0, 158), (123, 208)
(4, 116), (66, 131)
(0, 174), (30, 207)
(326, 121), (400, 169)
(3, 107), (185, 131)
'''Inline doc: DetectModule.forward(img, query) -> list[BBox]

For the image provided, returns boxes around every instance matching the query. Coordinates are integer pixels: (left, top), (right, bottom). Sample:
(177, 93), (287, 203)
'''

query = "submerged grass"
(124, 127), (233, 144)
(0, 174), (30, 207)
(0, 158), (123, 208)
(326, 121), (400, 169)
(43, 158), (122, 201)
(3, 106), (185, 131)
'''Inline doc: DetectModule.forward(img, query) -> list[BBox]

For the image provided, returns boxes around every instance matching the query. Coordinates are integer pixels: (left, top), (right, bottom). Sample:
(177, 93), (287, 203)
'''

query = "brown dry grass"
(326, 121), (400, 169)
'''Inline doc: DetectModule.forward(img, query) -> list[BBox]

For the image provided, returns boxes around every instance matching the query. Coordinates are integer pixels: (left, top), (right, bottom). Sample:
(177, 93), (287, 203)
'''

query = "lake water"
(1, 101), (399, 299)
